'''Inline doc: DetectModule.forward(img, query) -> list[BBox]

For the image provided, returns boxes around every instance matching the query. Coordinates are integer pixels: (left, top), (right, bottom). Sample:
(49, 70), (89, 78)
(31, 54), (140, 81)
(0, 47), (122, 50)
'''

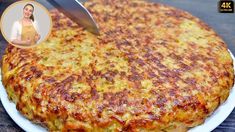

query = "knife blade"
(49, 0), (99, 35)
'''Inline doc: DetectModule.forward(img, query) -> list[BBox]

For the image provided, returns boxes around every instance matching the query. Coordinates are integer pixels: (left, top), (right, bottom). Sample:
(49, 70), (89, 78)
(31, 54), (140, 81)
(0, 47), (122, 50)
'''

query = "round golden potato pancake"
(1, 0), (234, 131)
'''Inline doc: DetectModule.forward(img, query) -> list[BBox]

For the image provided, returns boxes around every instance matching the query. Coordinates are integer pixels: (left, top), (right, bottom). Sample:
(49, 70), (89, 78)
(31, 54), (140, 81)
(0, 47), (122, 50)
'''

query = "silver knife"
(49, 0), (99, 35)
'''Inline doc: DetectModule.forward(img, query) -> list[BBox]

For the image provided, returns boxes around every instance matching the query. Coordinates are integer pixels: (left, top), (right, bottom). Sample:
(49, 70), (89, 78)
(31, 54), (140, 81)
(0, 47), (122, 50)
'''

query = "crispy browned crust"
(1, 0), (234, 131)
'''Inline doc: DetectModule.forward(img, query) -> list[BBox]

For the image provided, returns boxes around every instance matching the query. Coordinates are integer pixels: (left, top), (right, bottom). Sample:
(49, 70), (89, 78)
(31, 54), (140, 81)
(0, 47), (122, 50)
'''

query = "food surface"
(1, 0), (234, 131)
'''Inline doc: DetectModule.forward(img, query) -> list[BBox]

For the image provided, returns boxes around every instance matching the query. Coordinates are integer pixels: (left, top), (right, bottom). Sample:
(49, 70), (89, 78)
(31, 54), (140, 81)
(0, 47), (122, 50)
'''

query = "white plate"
(1, 51), (235, 132)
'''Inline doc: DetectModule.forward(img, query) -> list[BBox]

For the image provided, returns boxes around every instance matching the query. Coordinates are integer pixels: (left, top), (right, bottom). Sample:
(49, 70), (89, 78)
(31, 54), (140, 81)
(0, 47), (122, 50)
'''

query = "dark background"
(0, 0), (235, 131)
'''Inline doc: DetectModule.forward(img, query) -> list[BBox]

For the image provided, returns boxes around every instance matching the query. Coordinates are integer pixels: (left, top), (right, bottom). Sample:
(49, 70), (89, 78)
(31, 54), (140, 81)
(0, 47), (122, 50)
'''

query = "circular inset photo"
(0, 0), (52, 48)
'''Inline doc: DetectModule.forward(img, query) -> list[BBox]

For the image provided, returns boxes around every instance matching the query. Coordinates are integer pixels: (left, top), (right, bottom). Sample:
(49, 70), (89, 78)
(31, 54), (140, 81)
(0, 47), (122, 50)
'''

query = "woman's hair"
(23, 3), (34, 21)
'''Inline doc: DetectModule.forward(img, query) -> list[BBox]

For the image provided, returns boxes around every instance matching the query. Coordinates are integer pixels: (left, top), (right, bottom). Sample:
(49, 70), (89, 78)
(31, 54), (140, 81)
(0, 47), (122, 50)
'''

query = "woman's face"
(23, 5), (33, 19)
